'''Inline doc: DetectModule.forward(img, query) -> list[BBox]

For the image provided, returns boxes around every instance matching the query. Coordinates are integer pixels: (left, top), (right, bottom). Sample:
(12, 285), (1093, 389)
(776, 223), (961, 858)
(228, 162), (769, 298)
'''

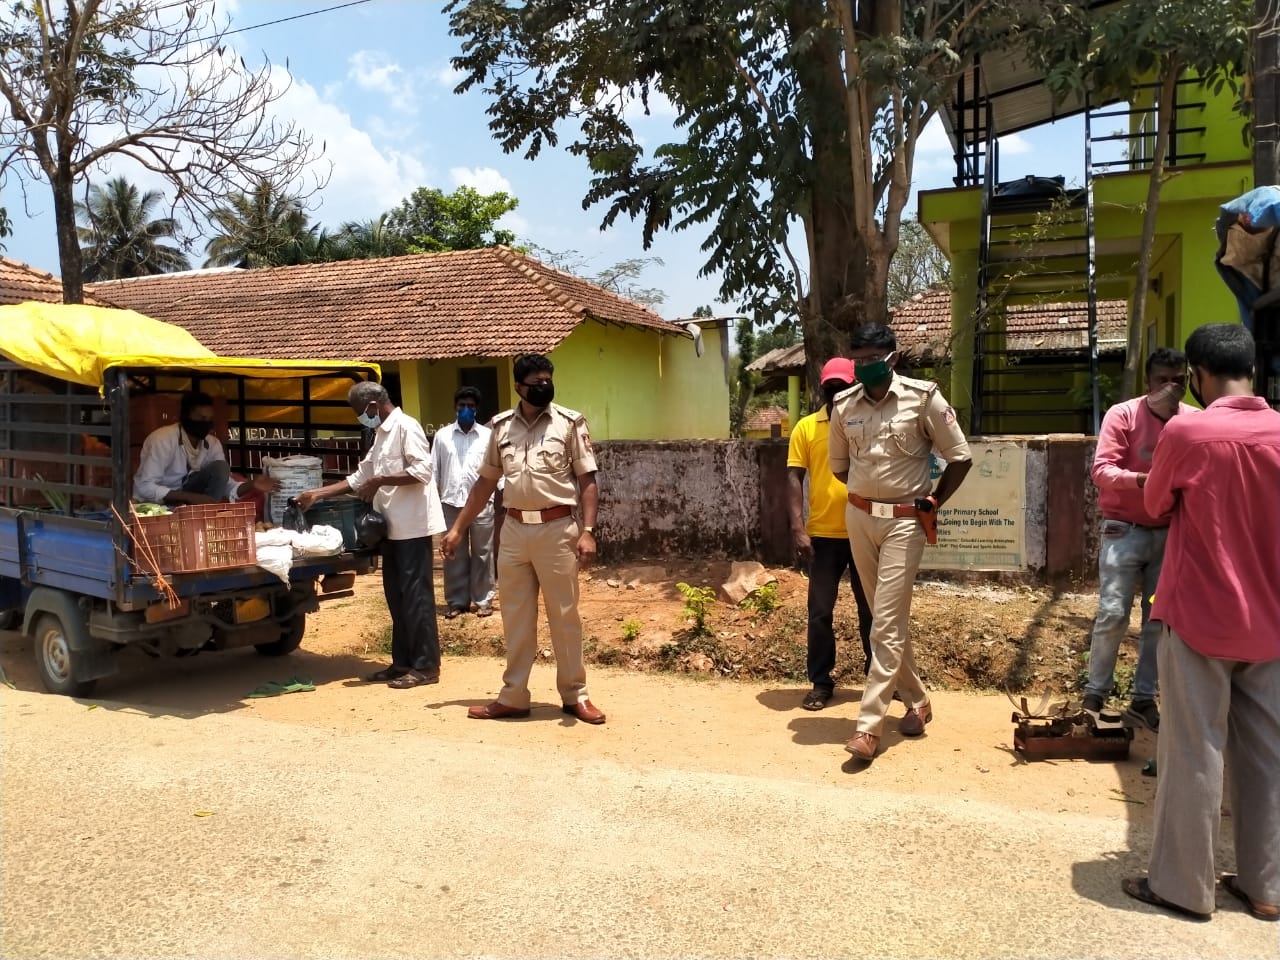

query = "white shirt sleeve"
(133, 429), (173, 502)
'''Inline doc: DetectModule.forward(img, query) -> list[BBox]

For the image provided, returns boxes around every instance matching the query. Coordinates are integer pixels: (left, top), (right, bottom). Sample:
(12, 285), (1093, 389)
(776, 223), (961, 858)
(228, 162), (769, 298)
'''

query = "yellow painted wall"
(399, 321), (730, 440)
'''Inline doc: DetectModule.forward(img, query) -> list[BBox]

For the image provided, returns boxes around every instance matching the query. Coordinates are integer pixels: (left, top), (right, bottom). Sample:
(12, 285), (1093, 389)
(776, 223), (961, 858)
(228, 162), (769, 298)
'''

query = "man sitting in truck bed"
(132, 391), (276, 506)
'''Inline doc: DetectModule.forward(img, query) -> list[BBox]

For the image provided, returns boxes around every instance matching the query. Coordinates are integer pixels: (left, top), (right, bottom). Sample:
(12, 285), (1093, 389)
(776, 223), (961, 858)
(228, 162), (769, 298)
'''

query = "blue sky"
(4, 0), (1085, 321)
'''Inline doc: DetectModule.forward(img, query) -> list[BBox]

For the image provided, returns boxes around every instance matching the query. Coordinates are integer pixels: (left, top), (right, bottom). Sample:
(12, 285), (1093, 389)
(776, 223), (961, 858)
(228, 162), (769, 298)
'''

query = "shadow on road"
(1, 627), (384, 720)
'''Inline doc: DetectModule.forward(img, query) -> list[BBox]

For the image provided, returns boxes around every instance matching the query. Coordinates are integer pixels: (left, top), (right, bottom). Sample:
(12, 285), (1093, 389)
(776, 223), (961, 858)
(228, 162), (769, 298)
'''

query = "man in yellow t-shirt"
(787, 357), (872, 710)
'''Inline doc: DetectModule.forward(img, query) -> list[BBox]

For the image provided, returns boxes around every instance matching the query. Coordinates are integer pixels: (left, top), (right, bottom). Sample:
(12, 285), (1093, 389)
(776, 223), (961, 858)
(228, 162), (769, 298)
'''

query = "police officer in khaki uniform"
(441, 353), (606, 724)
(829, 324), (972, 762)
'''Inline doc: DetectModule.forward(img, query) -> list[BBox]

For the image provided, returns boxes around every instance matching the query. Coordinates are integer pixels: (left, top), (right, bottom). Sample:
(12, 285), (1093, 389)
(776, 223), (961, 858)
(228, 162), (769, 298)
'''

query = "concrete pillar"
(787, 374), (801, 435)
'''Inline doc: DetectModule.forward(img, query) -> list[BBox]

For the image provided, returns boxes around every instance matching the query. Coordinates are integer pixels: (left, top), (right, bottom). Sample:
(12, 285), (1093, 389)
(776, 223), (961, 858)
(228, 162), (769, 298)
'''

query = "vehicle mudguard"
(22, 587), (117, 682)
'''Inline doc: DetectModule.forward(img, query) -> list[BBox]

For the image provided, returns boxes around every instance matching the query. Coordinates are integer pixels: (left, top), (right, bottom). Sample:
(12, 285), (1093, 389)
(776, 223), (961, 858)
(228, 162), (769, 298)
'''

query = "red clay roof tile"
(88, 247), (684, 360)
(1, 257), (115, 307)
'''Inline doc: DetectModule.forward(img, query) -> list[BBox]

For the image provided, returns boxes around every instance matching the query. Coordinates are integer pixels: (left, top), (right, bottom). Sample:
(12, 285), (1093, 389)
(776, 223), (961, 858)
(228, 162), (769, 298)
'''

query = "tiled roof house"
(91, 247), (730, 440)
(1, 257), (115, 306)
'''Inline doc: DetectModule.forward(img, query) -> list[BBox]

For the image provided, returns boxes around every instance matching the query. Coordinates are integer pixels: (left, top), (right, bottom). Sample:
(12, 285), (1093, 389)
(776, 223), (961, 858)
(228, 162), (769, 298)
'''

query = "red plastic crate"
(129, 512), (185, 574)
(177, 501), (257, 571)
(129, 501), (256, 574)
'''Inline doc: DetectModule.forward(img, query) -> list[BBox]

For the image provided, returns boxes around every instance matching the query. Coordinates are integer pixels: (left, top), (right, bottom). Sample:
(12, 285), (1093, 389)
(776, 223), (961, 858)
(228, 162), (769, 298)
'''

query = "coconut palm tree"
(203, 180), (321, 268)
(76, 177), (191, 280)
(328, 214), (409, 260)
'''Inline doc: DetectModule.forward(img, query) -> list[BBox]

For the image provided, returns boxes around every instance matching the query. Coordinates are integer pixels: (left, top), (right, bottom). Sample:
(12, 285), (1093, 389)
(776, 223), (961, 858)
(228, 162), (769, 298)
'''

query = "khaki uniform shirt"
(828, 374), (971, 503)
(479, 402), (598, 510)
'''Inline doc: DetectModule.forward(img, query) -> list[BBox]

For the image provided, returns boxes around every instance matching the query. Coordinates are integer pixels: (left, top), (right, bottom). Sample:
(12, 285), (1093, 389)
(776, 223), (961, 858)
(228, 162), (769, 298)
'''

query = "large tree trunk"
(789, 3), (866, 405)
(1124, 65), (1178, 400)
(52, 159), (85, 304)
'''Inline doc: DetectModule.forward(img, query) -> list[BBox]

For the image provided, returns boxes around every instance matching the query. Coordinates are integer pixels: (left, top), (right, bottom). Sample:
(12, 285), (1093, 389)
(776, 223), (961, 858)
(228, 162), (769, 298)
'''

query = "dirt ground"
(419, 559), (1115, 696)
(0, 560), (1161, 826)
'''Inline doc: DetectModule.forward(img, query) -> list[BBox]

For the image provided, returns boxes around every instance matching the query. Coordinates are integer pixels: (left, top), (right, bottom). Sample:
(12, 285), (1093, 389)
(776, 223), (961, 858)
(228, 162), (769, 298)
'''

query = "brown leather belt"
(848, 493), (918, 519)
(506, 505), (573, 524)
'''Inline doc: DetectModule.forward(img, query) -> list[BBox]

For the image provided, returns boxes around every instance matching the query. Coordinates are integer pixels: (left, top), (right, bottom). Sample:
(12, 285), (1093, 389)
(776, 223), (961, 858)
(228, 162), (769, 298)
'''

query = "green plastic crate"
(304, 497), (359, 550)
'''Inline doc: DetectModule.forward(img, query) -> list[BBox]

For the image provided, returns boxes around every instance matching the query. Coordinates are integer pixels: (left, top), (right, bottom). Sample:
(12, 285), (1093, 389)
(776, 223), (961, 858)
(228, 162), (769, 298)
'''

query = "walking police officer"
(829, 324), (972, 762)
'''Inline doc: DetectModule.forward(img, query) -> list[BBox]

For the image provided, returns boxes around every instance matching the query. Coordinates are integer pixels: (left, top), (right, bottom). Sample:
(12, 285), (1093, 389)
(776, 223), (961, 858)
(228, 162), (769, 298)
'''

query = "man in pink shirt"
(1084, 347), (1194, 730)
(1122, 324), (1280, 923)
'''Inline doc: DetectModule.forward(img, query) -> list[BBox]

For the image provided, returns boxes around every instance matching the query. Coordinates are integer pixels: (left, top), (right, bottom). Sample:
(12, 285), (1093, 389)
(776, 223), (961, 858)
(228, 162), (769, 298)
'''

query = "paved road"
(1, 655), (1275, 959)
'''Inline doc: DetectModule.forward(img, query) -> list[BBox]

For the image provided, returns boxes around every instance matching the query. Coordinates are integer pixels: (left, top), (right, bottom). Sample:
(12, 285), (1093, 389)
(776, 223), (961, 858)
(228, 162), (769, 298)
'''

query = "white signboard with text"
(920, 440), (1026, 572)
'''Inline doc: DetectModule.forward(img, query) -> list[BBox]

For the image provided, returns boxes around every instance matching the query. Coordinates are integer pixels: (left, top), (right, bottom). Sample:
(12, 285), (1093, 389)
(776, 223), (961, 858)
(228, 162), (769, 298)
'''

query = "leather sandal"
(802, 687), (833, 711)
(386, 670), (440, 689)
(1222, 875), (1280, 921)
(364, 666), (407, 683)
(1121, 877), (1211, 921)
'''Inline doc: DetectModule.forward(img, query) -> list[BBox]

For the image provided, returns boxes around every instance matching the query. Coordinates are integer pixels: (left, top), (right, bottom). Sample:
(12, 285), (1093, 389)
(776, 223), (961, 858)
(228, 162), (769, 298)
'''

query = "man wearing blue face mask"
(433, 386), (499, 619)
(297, 381), (446, 689)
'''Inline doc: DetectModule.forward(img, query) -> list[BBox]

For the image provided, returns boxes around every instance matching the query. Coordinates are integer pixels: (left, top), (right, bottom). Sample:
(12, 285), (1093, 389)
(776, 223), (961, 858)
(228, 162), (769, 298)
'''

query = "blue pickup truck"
(0, 312), (381, 696)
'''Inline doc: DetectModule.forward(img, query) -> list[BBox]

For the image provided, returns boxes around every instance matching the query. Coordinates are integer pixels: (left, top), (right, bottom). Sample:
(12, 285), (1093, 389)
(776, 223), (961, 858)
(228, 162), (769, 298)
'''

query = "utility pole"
(1256, 0), (1280, 186)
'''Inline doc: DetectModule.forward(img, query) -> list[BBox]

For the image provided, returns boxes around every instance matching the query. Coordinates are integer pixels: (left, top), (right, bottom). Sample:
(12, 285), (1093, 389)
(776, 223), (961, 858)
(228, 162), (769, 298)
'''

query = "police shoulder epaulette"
(491, 408), (516, 424)
(552, 403), (584, 422)
(834, 383), (864, 403)
(897, 374), (937, 395)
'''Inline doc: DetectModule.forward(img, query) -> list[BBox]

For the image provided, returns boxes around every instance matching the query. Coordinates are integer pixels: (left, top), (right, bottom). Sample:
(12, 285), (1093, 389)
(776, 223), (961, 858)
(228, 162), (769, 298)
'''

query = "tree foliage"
(1025, 0), (1251, 399)
(525, 244), (667, 307)
(447, 0), (1018, 389)
(327, 214), (410, 261)
(384, 185), (518, 252)
(203, 180), (320, 268)
(76, 175), (190, 279)
(887, 218), (950, 307)
(0, 0), (322, 302)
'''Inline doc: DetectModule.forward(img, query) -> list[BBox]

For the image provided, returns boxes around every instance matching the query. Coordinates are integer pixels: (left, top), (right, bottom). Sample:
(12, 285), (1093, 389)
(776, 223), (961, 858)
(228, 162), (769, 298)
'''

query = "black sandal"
(364, 666), (407, 683)
(386, 670), (440, 689)
(802, 687), (832, 711)
(1121, 877), (1211, 921)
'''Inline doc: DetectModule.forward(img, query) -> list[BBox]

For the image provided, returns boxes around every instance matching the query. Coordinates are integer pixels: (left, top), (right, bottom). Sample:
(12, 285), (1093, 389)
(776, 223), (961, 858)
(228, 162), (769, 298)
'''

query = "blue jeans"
(1085, 519), (1166, 702)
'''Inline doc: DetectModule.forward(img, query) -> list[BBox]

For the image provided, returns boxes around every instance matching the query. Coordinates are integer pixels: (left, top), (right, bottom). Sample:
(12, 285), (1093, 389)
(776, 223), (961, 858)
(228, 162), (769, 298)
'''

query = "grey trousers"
(1147, 624), (1280, 913)
(441, 503), (496, 611)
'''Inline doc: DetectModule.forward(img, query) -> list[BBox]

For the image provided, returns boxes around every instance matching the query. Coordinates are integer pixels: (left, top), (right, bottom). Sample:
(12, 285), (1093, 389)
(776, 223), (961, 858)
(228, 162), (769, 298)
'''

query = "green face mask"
(854, 358), (892, 387)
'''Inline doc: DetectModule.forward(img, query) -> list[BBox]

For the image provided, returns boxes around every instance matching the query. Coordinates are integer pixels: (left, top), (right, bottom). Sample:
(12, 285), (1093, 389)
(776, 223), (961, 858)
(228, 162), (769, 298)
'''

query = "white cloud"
(999, 132), (1032, 155)
(449, 166), (513, 195)
(346, 50), (418, 114)
(274, 74), (428, 223)
(435, 64), (465, 88)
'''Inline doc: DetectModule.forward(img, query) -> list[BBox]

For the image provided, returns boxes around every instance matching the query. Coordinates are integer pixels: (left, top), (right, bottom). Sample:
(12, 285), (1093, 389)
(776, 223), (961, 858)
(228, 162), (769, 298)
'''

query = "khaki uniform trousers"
(1147, 624), (1280, 914)
(494, 515), (588, 710)
(847, 506), (929, 736)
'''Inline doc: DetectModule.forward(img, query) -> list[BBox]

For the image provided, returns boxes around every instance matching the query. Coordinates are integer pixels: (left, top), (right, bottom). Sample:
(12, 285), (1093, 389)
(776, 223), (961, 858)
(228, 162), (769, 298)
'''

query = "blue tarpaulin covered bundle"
(1215, 185), (1280, 328)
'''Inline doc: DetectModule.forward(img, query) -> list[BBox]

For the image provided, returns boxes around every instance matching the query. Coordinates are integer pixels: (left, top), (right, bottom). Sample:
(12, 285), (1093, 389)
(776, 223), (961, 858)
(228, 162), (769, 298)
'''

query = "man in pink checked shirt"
(1083, 347), (1195, 731)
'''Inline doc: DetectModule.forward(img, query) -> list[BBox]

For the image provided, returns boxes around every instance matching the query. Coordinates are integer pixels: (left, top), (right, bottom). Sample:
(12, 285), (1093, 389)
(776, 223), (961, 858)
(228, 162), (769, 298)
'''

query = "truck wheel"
(32, 612), (98, 697)
(255, 613), (305, 657)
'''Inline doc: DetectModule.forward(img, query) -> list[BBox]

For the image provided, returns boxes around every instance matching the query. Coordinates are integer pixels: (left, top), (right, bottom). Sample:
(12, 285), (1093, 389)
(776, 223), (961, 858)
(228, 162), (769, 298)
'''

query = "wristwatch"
(582, 525), (596, 535)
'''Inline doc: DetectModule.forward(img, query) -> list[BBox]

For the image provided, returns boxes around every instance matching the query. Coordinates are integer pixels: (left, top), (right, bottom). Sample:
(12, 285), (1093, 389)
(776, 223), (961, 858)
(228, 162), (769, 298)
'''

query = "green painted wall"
(400, 321), (729, 440)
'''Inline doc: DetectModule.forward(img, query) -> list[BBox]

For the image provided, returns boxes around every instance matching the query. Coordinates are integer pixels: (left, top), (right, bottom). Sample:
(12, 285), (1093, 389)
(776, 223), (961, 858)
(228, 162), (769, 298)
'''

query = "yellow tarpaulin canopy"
(0, 302), (380, 386)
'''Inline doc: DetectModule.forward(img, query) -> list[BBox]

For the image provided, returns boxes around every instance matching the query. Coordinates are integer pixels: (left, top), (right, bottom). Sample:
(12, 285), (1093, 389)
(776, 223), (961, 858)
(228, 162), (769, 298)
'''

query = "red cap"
(819, 357), (856, 385)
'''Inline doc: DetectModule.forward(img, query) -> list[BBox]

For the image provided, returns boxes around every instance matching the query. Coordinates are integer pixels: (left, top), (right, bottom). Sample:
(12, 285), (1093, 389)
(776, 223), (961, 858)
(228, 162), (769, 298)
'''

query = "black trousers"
(381, 536), (440, 672)
(807, 535), (873, 690)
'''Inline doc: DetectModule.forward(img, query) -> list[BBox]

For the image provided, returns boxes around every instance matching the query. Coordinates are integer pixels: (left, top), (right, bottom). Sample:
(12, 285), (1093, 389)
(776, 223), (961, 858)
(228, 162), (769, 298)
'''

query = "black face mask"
(183, 418), (213, 441)
(524, 382), (554, 407)
(1188, 370), (1206, 409)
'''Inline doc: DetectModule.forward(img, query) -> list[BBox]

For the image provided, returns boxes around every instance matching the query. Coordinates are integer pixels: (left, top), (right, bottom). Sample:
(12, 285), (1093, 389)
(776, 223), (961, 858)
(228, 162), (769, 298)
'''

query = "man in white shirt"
(133, 391), (276, 505)
(296, 382), (446, 689)
(433, 386), (499, 619)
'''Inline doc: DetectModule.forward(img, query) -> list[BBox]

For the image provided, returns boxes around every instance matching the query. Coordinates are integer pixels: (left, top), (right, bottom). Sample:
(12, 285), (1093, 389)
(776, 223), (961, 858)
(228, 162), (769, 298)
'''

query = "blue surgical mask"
(357, 410), (381, 429)
(457, 406), (477, 428)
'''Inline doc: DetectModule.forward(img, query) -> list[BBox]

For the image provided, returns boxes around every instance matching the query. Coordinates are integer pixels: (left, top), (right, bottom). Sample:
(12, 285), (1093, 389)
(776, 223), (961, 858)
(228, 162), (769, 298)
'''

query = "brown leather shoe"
(562, 699), (606, 724)
(900, 700), (933, 737)
(844, 731), (879, 760)
(467, 700), (531, 720)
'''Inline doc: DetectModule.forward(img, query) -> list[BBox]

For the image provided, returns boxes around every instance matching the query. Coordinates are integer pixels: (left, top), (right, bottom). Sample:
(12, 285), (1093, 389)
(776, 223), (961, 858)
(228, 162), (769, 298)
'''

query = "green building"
(918, 39), (1252, 434)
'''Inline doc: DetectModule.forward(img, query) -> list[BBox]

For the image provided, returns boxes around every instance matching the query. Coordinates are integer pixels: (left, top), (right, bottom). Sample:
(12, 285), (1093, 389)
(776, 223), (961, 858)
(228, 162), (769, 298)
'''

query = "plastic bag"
(281, 497), (309, 533)
(255, 543), (294, 585)
(354, 506), (387, 548)
(292, 524), (344, 558)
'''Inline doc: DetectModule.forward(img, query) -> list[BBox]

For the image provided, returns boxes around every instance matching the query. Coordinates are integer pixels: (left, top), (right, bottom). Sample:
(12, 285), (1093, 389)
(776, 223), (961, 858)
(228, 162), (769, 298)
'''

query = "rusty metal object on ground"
(1008, 691), (1133, 762)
